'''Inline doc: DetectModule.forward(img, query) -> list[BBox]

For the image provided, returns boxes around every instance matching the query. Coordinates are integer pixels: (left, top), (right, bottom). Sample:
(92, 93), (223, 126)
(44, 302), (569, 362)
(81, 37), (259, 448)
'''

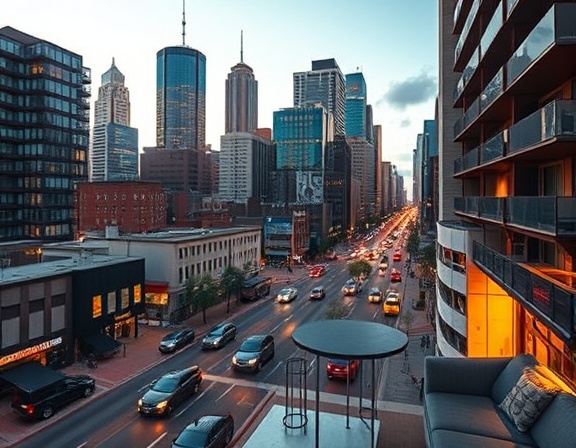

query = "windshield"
(174, 428), (208, 447)
(240, 339), (262, 352)
(151, 377), (178, 393)
(279, 289), (291, 295)
(208, 326), (224, 337)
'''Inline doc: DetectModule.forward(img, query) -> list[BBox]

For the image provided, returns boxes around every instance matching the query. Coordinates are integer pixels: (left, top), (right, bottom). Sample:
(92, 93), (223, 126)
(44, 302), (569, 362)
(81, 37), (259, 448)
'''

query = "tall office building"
(437, 1), (576, 387)
(345, 72), (367, 138)
(156, 45), (206, 149)
(293, 59), (346, 136)
(225, 32), (258, 134)
(91, 59), (139, 181)
(0, 26), (91, 242)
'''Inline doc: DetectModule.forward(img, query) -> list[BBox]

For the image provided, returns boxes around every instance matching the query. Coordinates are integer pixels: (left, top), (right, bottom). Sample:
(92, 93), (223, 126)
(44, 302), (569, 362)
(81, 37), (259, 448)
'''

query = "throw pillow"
(500, 367), (561, 432)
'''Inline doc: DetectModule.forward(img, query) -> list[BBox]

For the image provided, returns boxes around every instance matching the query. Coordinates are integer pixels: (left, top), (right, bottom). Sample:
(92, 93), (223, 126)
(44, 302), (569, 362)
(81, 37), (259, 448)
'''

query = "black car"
(231, 334), (275, 373)
(172, 414), (234, 448)
(137, 366), (202, 416)
(12, 375), (95, 420)
(201, 322), (237, 350)
(159, 328), (196, 353)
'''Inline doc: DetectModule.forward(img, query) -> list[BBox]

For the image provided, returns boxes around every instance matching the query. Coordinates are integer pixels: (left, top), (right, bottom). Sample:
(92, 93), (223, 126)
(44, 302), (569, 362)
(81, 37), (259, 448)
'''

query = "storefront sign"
(0, 337), (63, 368)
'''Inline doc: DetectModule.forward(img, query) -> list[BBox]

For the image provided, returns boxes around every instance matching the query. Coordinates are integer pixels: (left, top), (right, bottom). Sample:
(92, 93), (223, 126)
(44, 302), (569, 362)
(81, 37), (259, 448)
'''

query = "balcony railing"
(508, 197), (576, 235)
(509, 100), (576, 154)
(455, 0), (480, 63)
(480, 67), (504, 113)
(473, 241), (575, 343)
(454, 131), (506, 175)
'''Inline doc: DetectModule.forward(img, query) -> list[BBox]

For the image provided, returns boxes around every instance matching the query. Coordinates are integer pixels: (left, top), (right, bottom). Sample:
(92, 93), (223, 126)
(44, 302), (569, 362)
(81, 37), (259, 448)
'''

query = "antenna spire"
(182, 0), (186, 45)
(240, 30), (244, 63)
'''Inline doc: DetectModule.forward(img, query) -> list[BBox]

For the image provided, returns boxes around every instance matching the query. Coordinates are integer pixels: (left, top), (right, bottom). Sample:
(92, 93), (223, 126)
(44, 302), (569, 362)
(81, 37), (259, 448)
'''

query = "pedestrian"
(426, 334), (430, 349)
(420, 335), (426, 351)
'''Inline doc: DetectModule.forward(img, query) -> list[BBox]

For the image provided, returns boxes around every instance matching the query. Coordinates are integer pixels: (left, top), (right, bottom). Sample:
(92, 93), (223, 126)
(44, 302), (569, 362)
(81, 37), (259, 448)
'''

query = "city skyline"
(3, 0), (438, 192)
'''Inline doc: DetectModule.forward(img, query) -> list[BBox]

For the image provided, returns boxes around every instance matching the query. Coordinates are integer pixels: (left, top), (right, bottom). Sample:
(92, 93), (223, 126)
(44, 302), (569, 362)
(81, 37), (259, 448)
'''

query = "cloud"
(376, 70), (437, 111)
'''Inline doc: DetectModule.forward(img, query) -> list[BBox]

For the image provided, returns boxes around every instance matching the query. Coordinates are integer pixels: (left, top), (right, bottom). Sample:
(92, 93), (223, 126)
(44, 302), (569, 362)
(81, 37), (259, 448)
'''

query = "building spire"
(240, 30), (244, 63)
(182, 0), (186, 46)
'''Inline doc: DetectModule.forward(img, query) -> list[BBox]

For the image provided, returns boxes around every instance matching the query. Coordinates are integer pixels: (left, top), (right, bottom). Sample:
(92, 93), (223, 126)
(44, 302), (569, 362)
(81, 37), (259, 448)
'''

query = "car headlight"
(137, 399), (143, 406)
(164, 342), (175, 348)
(213, 338), (222, 345)
(156, 400), (168, 410)
(232, 355), (238, 364)
(247, 358), (258, 366)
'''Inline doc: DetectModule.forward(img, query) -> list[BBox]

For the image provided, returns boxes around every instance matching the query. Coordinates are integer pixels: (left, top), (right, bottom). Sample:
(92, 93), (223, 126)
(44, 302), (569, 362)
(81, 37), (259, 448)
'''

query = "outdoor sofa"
(423, 353), (576, 448)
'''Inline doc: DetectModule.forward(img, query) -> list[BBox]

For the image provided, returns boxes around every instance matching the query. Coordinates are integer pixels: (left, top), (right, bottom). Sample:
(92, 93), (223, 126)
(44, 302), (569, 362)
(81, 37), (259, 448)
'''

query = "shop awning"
(0, 362), (64, 392)
(81, 333), (121, 358)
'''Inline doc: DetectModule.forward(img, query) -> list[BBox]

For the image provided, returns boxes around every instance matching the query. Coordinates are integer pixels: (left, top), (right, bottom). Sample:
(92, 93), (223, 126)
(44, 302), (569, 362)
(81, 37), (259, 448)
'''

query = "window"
(134, 284), (141, 303)
(92, 295), (102, 318)
(121, 288), (129, 309)
(107, 291), (116, 313)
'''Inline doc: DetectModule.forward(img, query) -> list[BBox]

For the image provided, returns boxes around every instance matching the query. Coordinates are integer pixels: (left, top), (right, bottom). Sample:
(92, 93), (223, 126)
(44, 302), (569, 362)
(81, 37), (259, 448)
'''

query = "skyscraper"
(0, 26), (90, 242)
(225, 31), (258, 134)
(91, 59), (139, 181)
(345, 72), (367, 138)
(293, 59), (346, 136)
(156, 45), (206, 149)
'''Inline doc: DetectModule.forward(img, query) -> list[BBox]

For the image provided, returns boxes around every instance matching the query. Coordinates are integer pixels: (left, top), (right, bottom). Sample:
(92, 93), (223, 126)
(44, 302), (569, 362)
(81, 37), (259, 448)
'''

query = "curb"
(229, 389), (276, 447)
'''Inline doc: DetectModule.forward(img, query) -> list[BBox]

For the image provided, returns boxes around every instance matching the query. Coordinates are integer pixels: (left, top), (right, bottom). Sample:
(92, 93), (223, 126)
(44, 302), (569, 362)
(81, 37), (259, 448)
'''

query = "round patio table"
(292, 319), (408, 447)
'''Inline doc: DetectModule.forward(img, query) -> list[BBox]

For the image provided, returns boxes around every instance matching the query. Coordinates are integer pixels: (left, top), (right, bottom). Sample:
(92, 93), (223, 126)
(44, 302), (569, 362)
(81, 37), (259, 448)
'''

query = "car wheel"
(42, 406), (54, 419)
(83, 387), (93, 398)
(193, 382), (200, 394)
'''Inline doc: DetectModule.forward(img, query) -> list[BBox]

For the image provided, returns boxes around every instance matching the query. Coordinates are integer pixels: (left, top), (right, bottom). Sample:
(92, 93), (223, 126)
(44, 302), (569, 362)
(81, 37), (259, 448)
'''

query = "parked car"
(326, 359), (361, 381)
(310, 285), (326, 300)
(277, 287), (298, 303)
(383, 291), (401, 316)
(137, 366), (203, 416)
(342, 279), (361, 295)
(158, 328), (196, 353)
(172, 414), (234, 448)
(11, 375), (95, 420)
(232, 334), (275, 373)
(368, 287), (383, 303)
(390, 268), (402, 282)
(201, 322), (237, 350)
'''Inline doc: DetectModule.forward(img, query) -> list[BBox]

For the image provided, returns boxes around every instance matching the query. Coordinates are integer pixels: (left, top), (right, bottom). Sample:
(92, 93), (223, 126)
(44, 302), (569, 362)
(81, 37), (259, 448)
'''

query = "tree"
(348, 260), (372, 283)
(186, 274), (219, 324)
(220, 266), (245, 313)
(419, 243), (437, 283)
(405, 224), (420, 262)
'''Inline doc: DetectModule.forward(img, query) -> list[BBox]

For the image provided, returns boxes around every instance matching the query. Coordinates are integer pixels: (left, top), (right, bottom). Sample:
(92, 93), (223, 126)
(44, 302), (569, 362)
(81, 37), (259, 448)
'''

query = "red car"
(326, 359), (361, 381)
(390, 268), (402, 282)
(309, 265), (326, 278)
(393, 251), (402, 262)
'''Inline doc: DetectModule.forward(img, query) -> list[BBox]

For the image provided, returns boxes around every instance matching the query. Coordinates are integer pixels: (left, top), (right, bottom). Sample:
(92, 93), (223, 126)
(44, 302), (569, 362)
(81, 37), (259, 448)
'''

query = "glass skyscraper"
(345, 72), (367, 138)
(0, 26), (90, 242)
(156, 46), (206, 149)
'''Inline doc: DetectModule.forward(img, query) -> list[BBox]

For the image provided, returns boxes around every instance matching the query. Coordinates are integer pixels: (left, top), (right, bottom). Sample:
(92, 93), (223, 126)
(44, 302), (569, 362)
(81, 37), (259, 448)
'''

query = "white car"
(277, 287), (298, 303)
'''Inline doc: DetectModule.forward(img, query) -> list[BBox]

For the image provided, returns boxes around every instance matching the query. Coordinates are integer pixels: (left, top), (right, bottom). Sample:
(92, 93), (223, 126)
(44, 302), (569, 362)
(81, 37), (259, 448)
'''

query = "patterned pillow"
(500, 367), (561, 432)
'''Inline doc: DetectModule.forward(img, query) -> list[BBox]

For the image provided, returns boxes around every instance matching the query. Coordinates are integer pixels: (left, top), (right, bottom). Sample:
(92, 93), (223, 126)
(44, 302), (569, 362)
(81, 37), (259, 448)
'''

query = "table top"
(292, 319), (408, 360)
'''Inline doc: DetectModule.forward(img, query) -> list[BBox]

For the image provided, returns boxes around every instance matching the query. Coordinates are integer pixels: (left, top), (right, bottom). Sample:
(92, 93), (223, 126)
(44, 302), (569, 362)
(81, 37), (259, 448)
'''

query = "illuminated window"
(92, 295), (102, 318)
(134, 284), (141, 303)
(107, 291), (116, 313)
(121, 288), (129, 309)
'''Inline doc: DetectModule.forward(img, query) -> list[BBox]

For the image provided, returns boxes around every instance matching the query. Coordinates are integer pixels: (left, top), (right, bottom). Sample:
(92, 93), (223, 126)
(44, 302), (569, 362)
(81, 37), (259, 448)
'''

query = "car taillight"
(23, 404), (34, 415)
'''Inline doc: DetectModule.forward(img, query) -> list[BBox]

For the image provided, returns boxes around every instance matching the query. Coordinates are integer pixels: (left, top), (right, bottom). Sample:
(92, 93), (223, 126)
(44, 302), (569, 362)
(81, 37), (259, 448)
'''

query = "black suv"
(171, 414), (234, 448)
(231, 334), (275, 373)
(12, 375), (95, 420)
(201, 322), (237, 350)
(137, 366), (202, 416)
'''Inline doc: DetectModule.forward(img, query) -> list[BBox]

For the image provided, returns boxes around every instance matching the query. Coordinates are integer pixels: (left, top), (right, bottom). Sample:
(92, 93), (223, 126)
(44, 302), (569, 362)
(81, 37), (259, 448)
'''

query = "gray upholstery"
(423, 354), (576, 448)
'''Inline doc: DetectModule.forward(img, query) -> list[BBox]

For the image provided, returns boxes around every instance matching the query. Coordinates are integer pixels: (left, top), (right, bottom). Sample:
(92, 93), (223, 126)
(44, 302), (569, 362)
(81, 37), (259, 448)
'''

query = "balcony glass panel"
(455, 0), (480, 63)
(454, 48), (480, 102)
(480, 68), (503, 112)
(507, 0), (519, 17)
(454, 0), (464, 28)
(507, 197), (556, 233)
(480, 2), (503, 60)
(557, 197), (576, 234)
(454, 196), (479, 216)
(463, 97), (480, 129)
(462, 147), (479, 171)
(507, 8), (554, 85)
(481, 132), (505, 163)
(479, 197), (504, 221)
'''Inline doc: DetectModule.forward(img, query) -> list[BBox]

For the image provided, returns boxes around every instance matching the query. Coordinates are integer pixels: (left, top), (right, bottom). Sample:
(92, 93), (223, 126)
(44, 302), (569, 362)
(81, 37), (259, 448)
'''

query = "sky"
(3, 0), (438, 196)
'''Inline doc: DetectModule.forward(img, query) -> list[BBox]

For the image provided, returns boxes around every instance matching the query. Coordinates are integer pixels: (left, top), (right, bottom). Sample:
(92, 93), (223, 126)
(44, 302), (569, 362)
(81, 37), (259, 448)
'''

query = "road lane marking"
(176, 381), (216, 417)
(147, 432), (167, 448)
(215, 384), (235, 402)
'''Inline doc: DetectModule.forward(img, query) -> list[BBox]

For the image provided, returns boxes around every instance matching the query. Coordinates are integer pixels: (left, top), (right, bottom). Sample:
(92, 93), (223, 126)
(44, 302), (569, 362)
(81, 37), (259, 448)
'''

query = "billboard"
(296, 171), (323, 204)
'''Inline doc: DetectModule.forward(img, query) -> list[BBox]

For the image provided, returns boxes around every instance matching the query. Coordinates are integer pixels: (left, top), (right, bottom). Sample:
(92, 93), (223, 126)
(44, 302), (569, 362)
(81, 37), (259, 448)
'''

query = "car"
(379, 256), (389, 270)
(390, 268), (402, 282)
(393, 250), (402, 262)
(383, 291), (401, 316)
(310, 285), (326, 300)
(308, 265), (326, 278)
(137, 366), (203, 416)
(326, 359), (361, 381)
(171, 414), (234, 448)
(201, 322), (237, 350)
(232, 334), (275, 373)
(342, 279), (361, 295)
(158, 328), (196, 353)
(368, 287), (383, 303)
(11, 375), (95, 420)
(277, 287), (298, 303)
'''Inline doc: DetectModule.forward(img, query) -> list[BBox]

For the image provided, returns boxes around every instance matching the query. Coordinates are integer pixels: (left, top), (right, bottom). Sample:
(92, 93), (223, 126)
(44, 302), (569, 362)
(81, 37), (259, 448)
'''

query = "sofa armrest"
(424, 356), (511, 396)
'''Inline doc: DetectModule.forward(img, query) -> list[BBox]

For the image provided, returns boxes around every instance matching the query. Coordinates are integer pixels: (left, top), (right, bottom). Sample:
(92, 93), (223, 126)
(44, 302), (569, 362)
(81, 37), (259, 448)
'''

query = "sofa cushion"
(425, 392), (536, 445)
(492, 353), (538, 404)
(499, 368), (560, 432)
(430, 429), (536, 448)
(530, 393), (576, 448)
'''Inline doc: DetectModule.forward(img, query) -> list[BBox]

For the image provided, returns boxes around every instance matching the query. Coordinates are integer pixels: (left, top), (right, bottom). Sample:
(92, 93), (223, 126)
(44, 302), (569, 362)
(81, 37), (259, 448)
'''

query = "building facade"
(225, 32), (258, 134)
(91, 59), (139, 181)
(156, 46), (206, 150)
(345, 72), (367, 138)
(437, 0), (576, 388)
(0, 26), (91, 243)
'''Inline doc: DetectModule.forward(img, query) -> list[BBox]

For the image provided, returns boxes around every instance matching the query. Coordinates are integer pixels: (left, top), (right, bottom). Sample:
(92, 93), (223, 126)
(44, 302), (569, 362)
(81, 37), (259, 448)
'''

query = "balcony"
(454, 131), (506, 176)
(507, 197), (576, 236)
(454, 196), (504, 223)
(473, 241), (575, 345)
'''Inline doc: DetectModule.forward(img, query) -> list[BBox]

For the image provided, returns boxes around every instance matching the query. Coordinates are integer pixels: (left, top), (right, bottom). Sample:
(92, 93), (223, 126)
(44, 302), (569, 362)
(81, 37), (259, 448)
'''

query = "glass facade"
(345, 73), (367, 138)
(104, 123), (139, 181)
(156, 46), (206, 150)
(0, 26), (90, 242)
